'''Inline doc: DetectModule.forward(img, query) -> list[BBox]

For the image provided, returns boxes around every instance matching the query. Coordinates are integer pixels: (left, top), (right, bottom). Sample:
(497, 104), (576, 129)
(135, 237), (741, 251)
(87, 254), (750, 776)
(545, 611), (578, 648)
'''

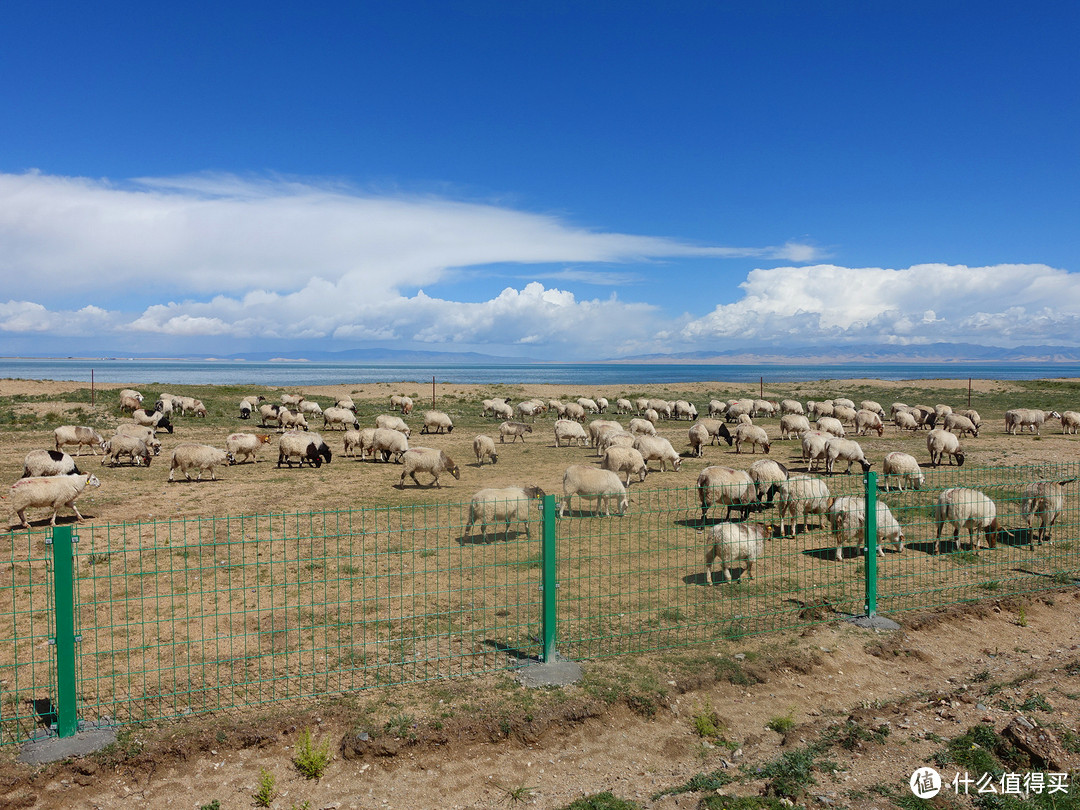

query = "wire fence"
(2, 462), (1078, 746)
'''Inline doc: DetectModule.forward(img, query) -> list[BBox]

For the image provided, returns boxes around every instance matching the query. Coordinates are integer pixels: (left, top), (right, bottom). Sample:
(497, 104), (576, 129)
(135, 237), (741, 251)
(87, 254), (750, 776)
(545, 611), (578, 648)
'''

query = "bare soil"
(0, 376), (1078, 809)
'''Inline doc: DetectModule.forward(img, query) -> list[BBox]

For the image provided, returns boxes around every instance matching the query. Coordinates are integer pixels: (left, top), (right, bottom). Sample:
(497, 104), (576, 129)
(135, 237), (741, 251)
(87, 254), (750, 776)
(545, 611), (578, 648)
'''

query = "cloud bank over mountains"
(0, 171), (1077, 359)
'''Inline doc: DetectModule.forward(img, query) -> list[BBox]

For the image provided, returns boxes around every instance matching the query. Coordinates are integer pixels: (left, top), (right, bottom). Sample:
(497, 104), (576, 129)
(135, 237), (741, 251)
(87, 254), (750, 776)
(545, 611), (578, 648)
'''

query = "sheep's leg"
(16, 509), (29, 529)
(68, 500), (85, 522)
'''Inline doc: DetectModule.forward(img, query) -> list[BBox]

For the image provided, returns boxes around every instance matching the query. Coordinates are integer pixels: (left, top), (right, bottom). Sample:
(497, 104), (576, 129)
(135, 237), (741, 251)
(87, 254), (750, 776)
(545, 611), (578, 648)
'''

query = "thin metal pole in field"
(968, 378), (972, 408)
(91, 369), (95, 406)
(431, 376), (436, 408)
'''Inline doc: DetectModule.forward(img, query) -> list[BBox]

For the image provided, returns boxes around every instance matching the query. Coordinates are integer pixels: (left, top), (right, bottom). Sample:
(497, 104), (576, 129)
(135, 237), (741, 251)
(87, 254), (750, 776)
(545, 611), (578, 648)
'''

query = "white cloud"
(682, 263), (1080, 346)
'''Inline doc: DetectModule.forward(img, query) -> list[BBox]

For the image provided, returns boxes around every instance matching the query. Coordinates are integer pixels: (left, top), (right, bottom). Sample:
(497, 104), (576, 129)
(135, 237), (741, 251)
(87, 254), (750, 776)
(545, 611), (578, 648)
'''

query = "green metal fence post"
(50, 525), (78, 738)
(863, 471), (878, 618)
(540, 494), (558, 662)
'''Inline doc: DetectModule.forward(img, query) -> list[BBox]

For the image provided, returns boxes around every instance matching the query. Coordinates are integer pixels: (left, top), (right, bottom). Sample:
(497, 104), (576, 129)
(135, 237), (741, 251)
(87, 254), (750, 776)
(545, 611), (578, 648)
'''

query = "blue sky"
(1, 3), (1078, 359)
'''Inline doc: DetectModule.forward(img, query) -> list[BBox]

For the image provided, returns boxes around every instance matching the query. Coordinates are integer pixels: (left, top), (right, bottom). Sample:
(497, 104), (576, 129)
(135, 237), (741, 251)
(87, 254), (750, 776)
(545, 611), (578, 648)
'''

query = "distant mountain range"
(605, 343), (1080, 364)
(220, 347), (539, 364)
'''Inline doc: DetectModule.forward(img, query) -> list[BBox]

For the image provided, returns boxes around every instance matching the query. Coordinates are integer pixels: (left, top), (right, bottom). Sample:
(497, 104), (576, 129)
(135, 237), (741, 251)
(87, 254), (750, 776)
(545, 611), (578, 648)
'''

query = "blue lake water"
(3, 357), (1080, 386)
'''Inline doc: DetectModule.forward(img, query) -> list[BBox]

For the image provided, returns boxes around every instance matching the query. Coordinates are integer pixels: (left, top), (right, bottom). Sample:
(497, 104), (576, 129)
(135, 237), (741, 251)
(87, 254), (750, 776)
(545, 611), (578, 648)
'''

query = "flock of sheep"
(7, 390), (1078, 591)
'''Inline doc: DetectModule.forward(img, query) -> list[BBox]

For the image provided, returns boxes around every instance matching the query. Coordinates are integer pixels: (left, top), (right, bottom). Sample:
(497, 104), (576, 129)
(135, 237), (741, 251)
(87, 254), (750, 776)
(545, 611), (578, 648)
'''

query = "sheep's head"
(955, 452), (966, 467)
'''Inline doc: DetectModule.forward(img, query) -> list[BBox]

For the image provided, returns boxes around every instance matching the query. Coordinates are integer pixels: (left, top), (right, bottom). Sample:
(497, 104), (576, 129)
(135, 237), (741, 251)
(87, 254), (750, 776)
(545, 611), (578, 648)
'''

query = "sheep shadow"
(9, 514), (90, 531)
(685, 568), (752, 586)
(456, 529), (529, 546)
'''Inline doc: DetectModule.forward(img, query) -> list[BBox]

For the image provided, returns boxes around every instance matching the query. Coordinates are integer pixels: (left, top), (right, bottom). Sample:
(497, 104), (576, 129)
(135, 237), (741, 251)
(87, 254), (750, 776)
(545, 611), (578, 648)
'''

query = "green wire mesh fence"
(2, 463), (1078, 746)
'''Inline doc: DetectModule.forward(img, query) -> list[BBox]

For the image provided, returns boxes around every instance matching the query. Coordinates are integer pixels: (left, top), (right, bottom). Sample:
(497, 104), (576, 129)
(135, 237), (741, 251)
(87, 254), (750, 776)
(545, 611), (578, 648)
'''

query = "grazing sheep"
(349, 427), (378, 459)
(587, 419), (622, 448)
(120, 389), (144, 403)
(824, 438), (871, 475)
(100, 436), (152, 467)
(893, 411), (919, 431)
(342, 429), (364, 458)
(927, 429), (965, 467)
(562, 402), (586, 422)
(809, 400), (834, 419)
(643, 408), (660, 424)
(371, 428), (409, 463)
(828, 496), (905, 561)
(1021, 479), (1075, 546)
(258, 403), (283, 426)
(598, 430), (634, 454)
(421, 410), (455, 434)
(299, 400), (324, 418)
(547, 399), (568, 417)
(486, 400), (515, 420)
(693, 418), (733, 446)
(833, 397), (855, 410)
(908, 405), (937, 429)
(708, 399), (728, 417)
(776, 475), (833, 536)
(577, 397), (600, 414)
(934, 488), (1000, 554)
(615, 398), (634, 414)
(277, 431), (332, 468)
(815, 416), (845, 438)
(943, 412), (979, 438)
(1004, 408), (1061, 435)
(1061, 411), (1080, 434)
(831, 405), (858, 426)
(515, 400), (543, 421)
(697, 466), (757, 522)
(800, 430), (832, 472)
(673, 400), (698, 420)
(601, 446), (649, 485)
(957, 409), (981, 428)
(132, 409), (173, 433)
(748, 459), (788, 506)
(703, 522), (770, 583)
(881, 452), (924, 491)
(472, 434), (499, 465)
(169, 444), (230, 481)
(225, 432), (273, 464)
(389, 394), (405, 410)
(9, 473), (101, 528)
(553, 419), (589, 447)
(499, 421), (533, 443)
(53, 425), (105, 456)
(854, 409), (884, 437)
(688, 423), (710, 457)
(633, 435), (682, 471)
(780, 414), (811, 440)
(724, 401), (753, 423)
(628, 418), (656, 436)
(646, 399), (673, 419)
(399, 396), (414, 415)
(278, 409), (309, 432)
(398, 448), (461, 488)
(119, 394), (141, 413)
(239, 400), (253, 419)
(336, 397), (357, 412)
(280, 393), (305, 408)
(321, 406), (359, 431)
(23, 450), (82, 477)
(732, 424), (770, 455)
(779, 399), (804, 416)
(596, 397), (609, 413)
(375, 414), (411, 436)
(559, 465), (628, 517)
(464, 486), (545, 541)
(113, 424), (162, 455)
(753, 399), (777, 418)
(859, 400), (886, 418)
(634, 397), (651, 414)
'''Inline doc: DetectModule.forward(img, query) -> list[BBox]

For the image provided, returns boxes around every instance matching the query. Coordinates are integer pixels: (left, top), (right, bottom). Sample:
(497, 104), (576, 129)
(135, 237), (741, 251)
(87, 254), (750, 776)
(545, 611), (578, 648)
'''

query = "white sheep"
(934, 488), (1000, 554)
(1021, 479), (1075, 546)
(596, 397), (609, 413)
(1005, 408), (1061, 435)
(599, 430), (634, 454)
(632, 435), (682, 471)
(828, 496), (905, 561)
(559, 465), (628, 517)
(688, 423), (710, 457)
(421, 410), (455, 434)
(576, 397), (600, 413)
(239, 400), (253, 419)
(375, 414), (411, 436)
(893, 411), (920, 432)
(169, 443), (230, 481)
(776, 475), (832, 536)
(634, 397), (651, 414)
(646, 399), (673, 419)
(515, 400), (543, 421)
(800, 430), (832, 472)
(854, 409), (884, 437)
(815, 416), (845, 438)
(926, 429), (965, 467)
(472, 434), (499, 465)
(708, 399), (728, 417)
(258, 403), (284, 426)
(693, 418), (732, 446)
(398, 447), (461, 487)
(809, 400), (834, 419)
(643, 408), (660, 424)
(342, 429), (364, 458)
(399, 396), (415, 415)
(499, 421), (533, 443)
(53, 425), (105, 456)
(100, 435), (153, 467)
(281, 393), (305, 408)
(278, 409), (309, 432)
(881, 452), (924, 491)
(615, 398), (634, 414)
(697, 466), (756, 522)
(277, 431), (332, 468)
(628, 418), (656, 436)
(831, 405), (858, 426)
(489, 400), (515, 420)
(833, 397), (856, 410)
(753, 399), (777, 418)
(601, 446), (649, 486)
(779, 399), (804, 415)
(9, 473), (101, 528)
(780, 414), (811, 440)
(119, 388), (144, 403)
(1061, 411), (1080, 434)
(23, 450), (83, 477)
(724, 401), (753, 423)
(322, 406), (359, 431)
(673, 400), (698, 420)
(859, 400), (886, 418)
(748, 458), (788, 506)
(336, 397), (357, 412)
(547, 399), (568, 417)
(114, 423), (162, 455)
(587, 419), (622, 448)
(225, 432), (273, 464)
(118, 394), (141, 413)
(732, 424), (770, 455)
(703, 522), (770, 583)
(824, 438), (871, 475)
(371, 428), (409, 463)
(352, 427), (378, 460)
(553, 419), (588, 447)
(464, 485), (545, 542)
(299, 400), (324, 418)
(562, 402), (586, 422)
(943, 412), (979, 438)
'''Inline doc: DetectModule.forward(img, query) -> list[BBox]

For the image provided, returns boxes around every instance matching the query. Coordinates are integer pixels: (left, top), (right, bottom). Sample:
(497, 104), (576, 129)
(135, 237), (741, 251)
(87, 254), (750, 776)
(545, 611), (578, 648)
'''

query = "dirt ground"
(1, 376), (1078, 809)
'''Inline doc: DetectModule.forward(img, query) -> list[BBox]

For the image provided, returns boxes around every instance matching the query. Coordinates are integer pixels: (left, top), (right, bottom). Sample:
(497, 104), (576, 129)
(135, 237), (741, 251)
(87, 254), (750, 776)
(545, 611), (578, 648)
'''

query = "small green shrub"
(765, 709), (796, 734)
(293, 728), (332, 779)
(253, 768), (276, 807)
(199, 801), (220, 810)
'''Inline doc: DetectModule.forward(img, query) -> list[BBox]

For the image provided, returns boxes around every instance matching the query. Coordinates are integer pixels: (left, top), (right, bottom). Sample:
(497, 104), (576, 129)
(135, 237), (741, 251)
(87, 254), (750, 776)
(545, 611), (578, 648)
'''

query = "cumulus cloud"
(681, 264), (1080, 347)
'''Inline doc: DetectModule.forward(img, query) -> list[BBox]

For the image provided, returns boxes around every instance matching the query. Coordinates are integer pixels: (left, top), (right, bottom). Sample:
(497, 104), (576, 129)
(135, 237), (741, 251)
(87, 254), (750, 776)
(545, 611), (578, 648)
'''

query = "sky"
(1, 3), (1078, 361)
